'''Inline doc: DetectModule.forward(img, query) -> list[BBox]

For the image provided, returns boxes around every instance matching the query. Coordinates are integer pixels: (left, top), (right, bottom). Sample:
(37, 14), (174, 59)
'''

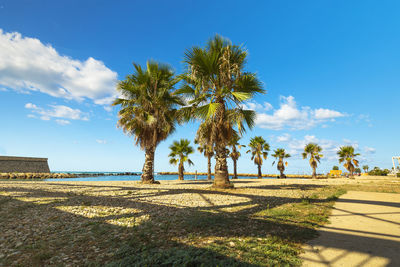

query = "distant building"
(0, 156), (50, 173)
(329, 170), (342, 177)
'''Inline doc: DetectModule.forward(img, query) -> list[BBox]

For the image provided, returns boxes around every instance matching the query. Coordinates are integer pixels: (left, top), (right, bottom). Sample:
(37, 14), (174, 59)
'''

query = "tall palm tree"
(179, 35), (265, 188)
(228, 135), (244, 179)
(302, 143), (323, 178)
(113, 61), (183, 184)
(362, 165), (369, 173)
(272, 148), (291, 178)
(246, 136), (270, 179)
(168, 139), (194, 180)
(337, 146), (360, 178)
(196, 142), (214, 180)
(195, 123), (214, 180)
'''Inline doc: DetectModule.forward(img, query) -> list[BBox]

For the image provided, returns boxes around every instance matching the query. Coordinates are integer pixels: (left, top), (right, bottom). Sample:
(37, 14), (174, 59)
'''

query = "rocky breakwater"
(0, 172), (140, 179)
(73, 172), (140, 177)
(0, 172), (77, 179)
(158, 172), (327, 179)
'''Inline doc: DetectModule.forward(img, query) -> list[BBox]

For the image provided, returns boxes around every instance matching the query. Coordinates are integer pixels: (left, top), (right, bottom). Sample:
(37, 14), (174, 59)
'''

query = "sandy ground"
(1, 175), (399, 266)
(301, 191), (400, 267)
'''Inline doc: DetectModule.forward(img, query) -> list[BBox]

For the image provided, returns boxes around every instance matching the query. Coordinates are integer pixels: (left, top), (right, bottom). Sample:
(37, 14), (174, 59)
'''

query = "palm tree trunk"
(207, 155), (212, 180)
(213, 145), (231, 188)
(278, 159), (285, 178)
(312, 166), (317, 178)
(212, 99), (232, 188)
(348, 161), (354, 178)
(257, 163), (262, 179)
(178, 161), (184, 180)
(141, 147), (156, 184)
(232, 159), (238, 179)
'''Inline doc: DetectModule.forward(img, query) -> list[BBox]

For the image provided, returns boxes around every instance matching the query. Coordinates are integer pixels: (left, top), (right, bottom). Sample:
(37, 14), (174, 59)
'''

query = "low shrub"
(368, 167), (390, 176)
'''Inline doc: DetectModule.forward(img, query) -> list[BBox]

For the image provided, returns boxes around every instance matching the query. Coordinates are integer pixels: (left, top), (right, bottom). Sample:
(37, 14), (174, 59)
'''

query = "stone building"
(0, 156), (50, 173)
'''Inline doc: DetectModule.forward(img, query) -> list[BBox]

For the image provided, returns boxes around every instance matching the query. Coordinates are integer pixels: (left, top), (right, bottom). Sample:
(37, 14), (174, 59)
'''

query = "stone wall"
(0, 156), (50, 173)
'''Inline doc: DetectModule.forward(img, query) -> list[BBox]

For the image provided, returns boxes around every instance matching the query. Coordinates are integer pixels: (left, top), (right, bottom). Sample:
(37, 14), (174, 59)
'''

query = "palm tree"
(302, 143), (323, 178)
(195, 123), (214, 180)
(337, 146), (360, 178)
(272, 148), (291, 178)
(168, 139), (194, 180)
(196, 143), (214, 180)
(178, 35), (265, 188)
(228, 135), (244, 179)
(362, 165), (369, 173)
(246, 136), (270, 179)
(113, 61), (183, 184)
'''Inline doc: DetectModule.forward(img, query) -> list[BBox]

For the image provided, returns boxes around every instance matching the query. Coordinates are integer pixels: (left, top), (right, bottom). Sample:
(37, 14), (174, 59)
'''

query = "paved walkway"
(301, 191), (400, 267)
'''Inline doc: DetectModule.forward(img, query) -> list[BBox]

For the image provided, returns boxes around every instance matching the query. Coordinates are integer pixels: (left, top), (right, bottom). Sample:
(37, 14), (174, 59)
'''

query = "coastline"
(158, 171), (325, 179)
(0, 172), (140, 179)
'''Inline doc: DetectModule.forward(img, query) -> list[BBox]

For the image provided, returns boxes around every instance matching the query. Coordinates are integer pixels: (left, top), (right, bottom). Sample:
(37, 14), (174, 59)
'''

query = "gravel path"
(301, 191), (400, 267)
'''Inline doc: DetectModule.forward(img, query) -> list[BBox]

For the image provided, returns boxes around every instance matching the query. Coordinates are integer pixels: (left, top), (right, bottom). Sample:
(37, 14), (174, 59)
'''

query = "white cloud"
(25, 102), (88, 124)
(343, 139), (359, 150)
(276, 133), (291, 142)
(275, 134), (343, 161)
(274, 134), (373, 165)
(314, 108), (345, 119)
(96, 139), (107, 144)
(364, 146), (376, 154)
(242, 101), (273, 111)
(357, 114), (373, 127)
(0, 29), (118, 105)
(263, 102), (273, 111)
(252, 96), (347, 130)
(55, 119), (71, 126)
(103, 105), (112, 112)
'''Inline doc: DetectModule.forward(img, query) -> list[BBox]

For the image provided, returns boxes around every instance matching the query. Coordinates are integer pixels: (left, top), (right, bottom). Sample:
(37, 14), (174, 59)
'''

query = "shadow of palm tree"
(1, 182), (398, 266)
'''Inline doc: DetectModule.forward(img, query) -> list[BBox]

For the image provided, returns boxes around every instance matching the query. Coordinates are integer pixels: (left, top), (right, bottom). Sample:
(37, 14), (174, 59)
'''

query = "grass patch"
(326, 188), (347, 201)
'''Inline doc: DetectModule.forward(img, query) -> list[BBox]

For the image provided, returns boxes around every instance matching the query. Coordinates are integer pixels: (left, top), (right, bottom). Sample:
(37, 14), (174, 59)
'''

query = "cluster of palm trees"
(166, 136), (291, 181)
(113, 34), (361, 188)
(114, 35), (262, 188)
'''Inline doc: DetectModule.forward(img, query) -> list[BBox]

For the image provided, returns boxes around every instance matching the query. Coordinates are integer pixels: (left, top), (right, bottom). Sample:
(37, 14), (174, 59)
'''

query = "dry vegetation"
(0, 176), (398, 266)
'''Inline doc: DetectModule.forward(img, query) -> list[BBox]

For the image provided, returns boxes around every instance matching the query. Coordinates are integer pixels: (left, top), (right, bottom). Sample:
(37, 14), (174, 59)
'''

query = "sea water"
(45, 173), (264, 182)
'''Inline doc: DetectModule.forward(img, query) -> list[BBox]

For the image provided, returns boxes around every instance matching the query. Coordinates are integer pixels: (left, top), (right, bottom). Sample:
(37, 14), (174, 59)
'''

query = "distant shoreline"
(0, 171), (329, 180)
(158, 171), (320, 179)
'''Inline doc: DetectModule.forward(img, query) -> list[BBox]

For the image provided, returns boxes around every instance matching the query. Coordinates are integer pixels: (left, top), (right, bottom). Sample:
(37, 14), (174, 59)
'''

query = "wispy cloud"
(246, 96), (347, 130)
(242, 101), (273, 111)
(103, 105), (112, 112)
(357, 114), (373, 127)
(96, 139), (107, 144)
(364, 146), (376, 154)
(314, 108), (345, 119)
(55, 119), (71, 126)
(25, 103), (89, 125)
(0, 29), (118, 105)
(274, 134), (365, 162)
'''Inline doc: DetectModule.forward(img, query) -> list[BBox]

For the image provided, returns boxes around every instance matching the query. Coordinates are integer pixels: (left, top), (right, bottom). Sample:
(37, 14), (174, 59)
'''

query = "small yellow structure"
(329, 170), (342, 177)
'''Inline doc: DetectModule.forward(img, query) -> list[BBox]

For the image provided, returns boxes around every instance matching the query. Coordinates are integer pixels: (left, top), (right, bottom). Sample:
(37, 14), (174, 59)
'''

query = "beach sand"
(0, 176), (398, 266)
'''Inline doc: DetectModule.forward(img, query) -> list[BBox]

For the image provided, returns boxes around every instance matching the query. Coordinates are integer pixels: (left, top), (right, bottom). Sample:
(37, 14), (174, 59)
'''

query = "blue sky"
(0, 0), (399, 174)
